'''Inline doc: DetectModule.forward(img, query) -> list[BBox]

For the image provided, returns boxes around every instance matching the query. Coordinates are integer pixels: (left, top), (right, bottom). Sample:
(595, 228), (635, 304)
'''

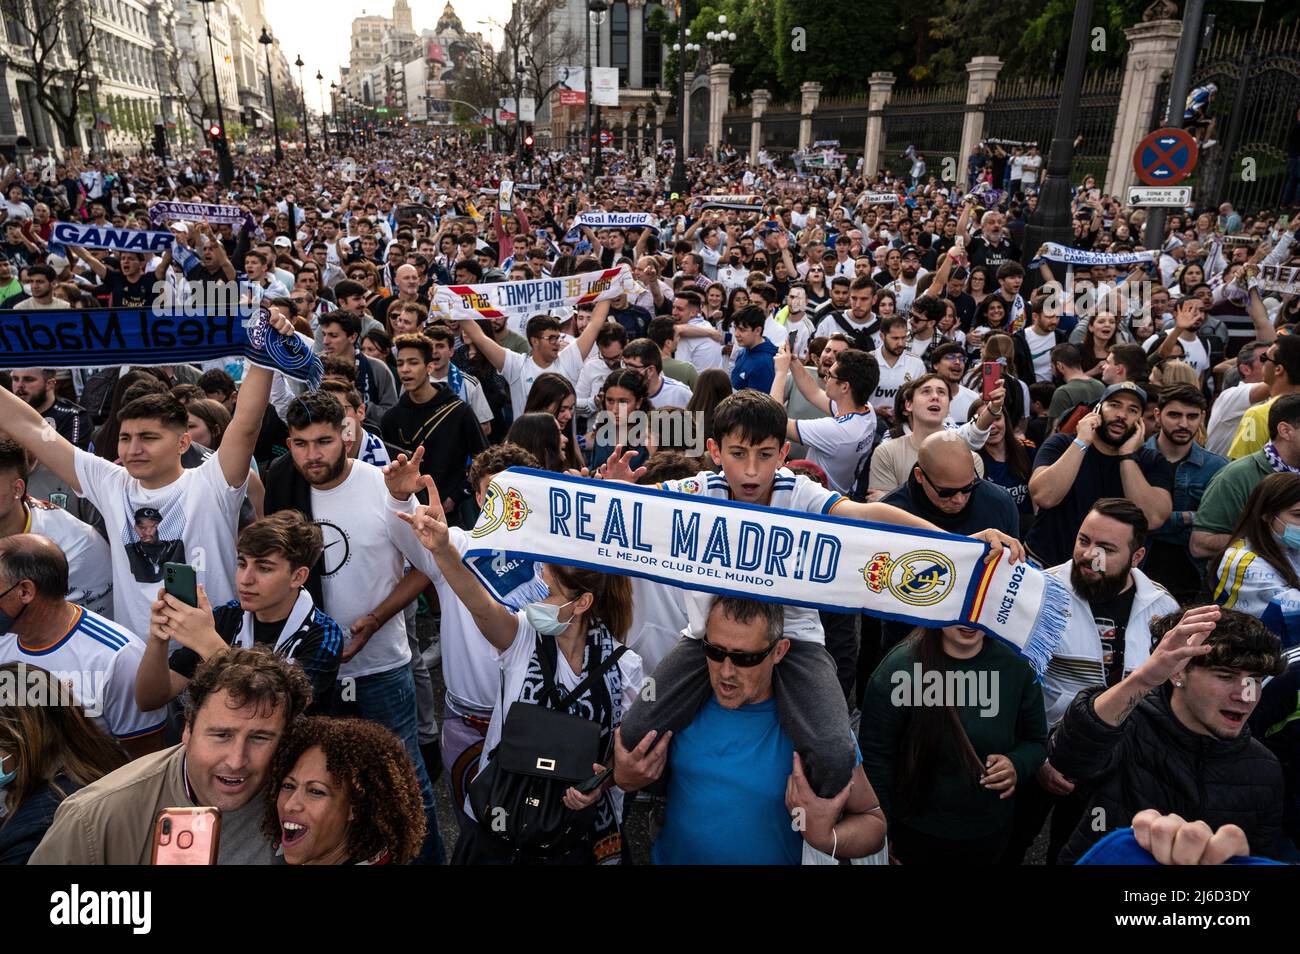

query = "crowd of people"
(0, 127), (1297, 867)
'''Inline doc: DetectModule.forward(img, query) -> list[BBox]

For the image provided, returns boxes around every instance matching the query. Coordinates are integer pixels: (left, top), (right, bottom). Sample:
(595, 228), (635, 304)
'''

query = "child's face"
(709, 433), (789, 505)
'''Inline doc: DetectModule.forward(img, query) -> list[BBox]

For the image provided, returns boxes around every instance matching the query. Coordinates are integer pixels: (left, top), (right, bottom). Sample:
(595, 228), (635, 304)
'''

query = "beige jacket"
(28, 745), (189, 865)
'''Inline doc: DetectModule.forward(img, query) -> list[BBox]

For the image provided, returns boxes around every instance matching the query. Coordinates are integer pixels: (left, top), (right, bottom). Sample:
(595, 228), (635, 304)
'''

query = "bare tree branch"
(0, 0), (97, 144)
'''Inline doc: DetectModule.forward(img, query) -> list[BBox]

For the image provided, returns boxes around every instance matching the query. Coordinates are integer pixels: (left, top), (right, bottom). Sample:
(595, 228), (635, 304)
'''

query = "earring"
(1173, 680), (1183, 688)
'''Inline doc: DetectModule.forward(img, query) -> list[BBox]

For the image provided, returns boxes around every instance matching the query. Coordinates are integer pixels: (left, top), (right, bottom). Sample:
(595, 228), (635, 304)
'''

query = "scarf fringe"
(1018, 571), (1071, 676)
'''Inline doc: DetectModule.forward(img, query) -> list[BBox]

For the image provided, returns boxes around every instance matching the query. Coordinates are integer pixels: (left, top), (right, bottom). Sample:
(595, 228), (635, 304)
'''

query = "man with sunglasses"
(905, 295), (948, 363)
(615, 597), (887, 865)
(930, 341), (980, 424)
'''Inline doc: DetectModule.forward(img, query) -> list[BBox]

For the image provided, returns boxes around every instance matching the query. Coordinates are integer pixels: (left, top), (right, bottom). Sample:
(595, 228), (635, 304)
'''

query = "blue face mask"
(525, 598), (576, 637)
(1276, 522), (1300, 550)
(0, 753), (14, 790)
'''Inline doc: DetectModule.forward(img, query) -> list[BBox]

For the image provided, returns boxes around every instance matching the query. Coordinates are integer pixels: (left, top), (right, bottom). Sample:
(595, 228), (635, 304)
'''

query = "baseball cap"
(46, 253), (69, 272)
(899, 244), (922, 259)
(273, 235), (292, 248)
(1100, 381), (1148, 409)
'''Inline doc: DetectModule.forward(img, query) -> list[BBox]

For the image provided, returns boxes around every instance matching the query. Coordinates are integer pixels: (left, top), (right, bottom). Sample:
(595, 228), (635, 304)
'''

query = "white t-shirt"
(814, 311), (875, 342)
(628, 577), (687, 675)
(1022, 326), (1058, 382)
(886, 278), (920, 314)
(501, 343), (587, 419)
(1021, 154), (1042, 185)
(873, 351), (926, 410)
(1206, 382), (1258, 456)
(384, 503), (500, 714)
(472, 612), (643, 820)
(27, 498), (113, 619)
(310, 461), (411, 679)
(576, 353), (616, 414)
(677, 317), (724, 370)
(1010, 155), (1027, 180)
(793, 409), (876, 494)
(0, 605), (166, 740)
(1177, 333), (1209, 375)
(905, 332), (937, 359)
(647, 375), (693, 408)
(433, 371), (493, 425)
(949, 384), (981, 424)
(656, 469), (841, 644)
(74, 449), (245, 638)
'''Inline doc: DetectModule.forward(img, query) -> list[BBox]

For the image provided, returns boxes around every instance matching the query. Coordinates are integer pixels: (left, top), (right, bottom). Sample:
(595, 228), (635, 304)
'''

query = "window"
(641, 1), (662, 88)
(611, 1), (628, 87)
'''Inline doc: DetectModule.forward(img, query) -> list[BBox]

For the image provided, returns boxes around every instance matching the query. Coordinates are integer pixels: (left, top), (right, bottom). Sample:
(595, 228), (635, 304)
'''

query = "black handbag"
(468, 636), (627, 856)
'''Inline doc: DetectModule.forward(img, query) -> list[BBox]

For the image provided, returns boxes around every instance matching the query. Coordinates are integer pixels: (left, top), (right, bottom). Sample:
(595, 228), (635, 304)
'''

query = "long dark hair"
(1226, 473), (1300, 592)
(506, 412), (566, 472)
(524, 372), (585, 470)
(685, 369), (733, 444)
(892, 628), (987, 822)
(969, 398), (1032, 480)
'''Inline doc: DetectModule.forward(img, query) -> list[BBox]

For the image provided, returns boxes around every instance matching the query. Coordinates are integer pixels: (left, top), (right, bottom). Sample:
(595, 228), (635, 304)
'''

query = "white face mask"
(525, 597), (576, 637)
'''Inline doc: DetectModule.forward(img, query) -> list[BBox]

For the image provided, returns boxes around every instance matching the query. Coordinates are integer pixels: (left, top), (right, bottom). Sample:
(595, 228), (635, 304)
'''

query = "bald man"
(375, 263), (430, 326)
(882, 431), (1019, 537)
(0, 534), (165, 759)
(876, 433), (1021, 650)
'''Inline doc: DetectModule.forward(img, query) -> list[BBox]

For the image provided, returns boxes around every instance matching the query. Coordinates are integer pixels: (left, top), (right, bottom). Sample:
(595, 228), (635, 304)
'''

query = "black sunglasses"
(919, 468), (978, 498)
(702, 636), (779, 668)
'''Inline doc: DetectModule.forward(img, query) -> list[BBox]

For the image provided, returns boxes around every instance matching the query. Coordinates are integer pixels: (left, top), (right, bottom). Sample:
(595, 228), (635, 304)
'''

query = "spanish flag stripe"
(967, 548), (1003, 621)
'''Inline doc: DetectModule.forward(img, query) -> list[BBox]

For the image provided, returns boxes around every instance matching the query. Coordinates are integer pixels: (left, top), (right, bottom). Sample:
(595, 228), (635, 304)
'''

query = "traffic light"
(523, 126), (535, 159)
(207, 122), (222, 143)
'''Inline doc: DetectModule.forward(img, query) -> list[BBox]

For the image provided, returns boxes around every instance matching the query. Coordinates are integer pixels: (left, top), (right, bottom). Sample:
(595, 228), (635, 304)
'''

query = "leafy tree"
(773, 0), (896, 93)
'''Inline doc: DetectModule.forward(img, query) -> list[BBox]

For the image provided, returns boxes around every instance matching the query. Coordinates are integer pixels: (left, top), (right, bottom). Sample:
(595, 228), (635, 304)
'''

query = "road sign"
(1127, 185), (1193, 208)
(375, 107), (389, 114)
(1134, 127), (1198, 186)
(599, 130), (613, 145)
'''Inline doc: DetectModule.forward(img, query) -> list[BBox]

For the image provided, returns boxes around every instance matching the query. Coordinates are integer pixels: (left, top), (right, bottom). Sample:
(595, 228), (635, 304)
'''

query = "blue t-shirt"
(653, 695), (802, 865)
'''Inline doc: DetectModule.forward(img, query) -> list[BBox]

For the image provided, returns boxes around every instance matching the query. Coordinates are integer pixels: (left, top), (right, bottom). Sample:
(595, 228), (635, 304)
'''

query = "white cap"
(273, 235), (292, 247)
(169, 221), (189, 234)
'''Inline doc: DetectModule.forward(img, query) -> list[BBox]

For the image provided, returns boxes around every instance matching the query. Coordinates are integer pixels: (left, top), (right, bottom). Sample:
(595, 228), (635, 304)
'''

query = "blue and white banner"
(49, 221), (175, 255)
(0, 306), (322, 386)
(575, 211), (657, 229)
(147, 201), (255, 231)
(431, 265), (636, 322)
(1030, 242), (1157, 269)
(463, 469), (1069, 672)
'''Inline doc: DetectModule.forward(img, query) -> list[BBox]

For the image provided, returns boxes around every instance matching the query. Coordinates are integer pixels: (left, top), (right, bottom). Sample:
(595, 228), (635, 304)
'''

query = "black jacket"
(1012, 328), (1067, 385)
(1050, 684), (1285, 864)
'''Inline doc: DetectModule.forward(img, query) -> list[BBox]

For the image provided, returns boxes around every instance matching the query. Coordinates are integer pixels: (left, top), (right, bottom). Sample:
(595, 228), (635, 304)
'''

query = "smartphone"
(573, 765), (614, 795)
(151, 807), (221, 865)
(163, 563), (198, 608)
(981, 361), (1000, 400)
(788, 330), (799, 352)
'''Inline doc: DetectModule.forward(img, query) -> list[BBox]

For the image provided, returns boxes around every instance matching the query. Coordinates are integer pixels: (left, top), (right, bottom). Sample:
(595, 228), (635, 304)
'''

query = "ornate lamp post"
(295, 55), (312, 157)
(194, 0), (234, 183)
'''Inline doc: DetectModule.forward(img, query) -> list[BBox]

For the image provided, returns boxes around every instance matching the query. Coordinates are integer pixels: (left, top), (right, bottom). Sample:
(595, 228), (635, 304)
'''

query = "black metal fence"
(877, 83), (966, 179)
(982, 68), (1123, 189)
(1152, 21), (1300, 214)
(722, 110), (751, 152)
(811, 95), (870, 159)
(761, 102), (801, 154)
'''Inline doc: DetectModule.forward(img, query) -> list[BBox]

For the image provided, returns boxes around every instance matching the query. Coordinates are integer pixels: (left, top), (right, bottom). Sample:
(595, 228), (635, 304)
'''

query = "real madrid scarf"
(0, 306), (323, 386)
(1029, 243), (1157, 269)
(463, 468), (1070, 673)
(430, 264), (636, 322)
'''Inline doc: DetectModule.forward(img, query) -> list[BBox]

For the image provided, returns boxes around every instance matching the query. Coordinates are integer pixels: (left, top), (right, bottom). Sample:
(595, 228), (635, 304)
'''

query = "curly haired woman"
(264, 717), (427, 865)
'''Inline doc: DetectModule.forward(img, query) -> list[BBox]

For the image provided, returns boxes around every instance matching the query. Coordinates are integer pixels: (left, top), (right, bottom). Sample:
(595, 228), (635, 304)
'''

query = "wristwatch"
(1119, 453), (1139, 463)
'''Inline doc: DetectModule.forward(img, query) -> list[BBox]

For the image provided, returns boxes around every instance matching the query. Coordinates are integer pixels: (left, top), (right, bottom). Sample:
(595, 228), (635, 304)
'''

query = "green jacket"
(860, 636), (1047, 839)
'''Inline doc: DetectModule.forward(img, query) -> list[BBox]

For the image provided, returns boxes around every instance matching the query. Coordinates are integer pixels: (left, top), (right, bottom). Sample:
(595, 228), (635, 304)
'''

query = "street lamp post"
(316, 71), (327, 154)
(589, 0), (609, 177)
(258, 27), (283, 163)
(670, 22), (699, 194)
(330, 81), (338, 149)
(1019, 0), (1096, 276)
(195, 0), (234, 184)
(295, 55), (312, 157)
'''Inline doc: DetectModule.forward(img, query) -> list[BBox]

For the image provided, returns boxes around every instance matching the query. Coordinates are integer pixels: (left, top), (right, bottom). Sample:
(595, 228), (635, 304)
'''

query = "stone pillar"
(864, 72), (896, 176)
(628, 0), (645, 90)
(749, 88), (771, 165)
(798, 81), (822, 152)
(655, 101), (666, 145)
(707, 62), (732, 157)
(960, 56), (1003, 172)
(1105, 18), (1183, 198)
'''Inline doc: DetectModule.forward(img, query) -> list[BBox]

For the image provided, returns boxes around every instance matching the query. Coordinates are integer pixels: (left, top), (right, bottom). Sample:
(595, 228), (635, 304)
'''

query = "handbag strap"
(554, 643), (628, 712)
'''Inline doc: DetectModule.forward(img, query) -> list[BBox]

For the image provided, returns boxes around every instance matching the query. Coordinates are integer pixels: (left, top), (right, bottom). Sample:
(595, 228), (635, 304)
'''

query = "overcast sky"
(262, 0), (513, 113)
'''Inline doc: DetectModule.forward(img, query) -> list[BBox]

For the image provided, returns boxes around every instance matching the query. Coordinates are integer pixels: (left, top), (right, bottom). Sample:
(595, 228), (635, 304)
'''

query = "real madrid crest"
(860, 549), (956, 607)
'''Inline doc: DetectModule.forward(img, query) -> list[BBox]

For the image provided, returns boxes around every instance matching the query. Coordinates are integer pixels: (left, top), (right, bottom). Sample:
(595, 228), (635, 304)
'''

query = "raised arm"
(0, 384), (80, 491)
(572, 297), (611, 363)
(459, 314), (509, 371)
(67, 243), (108, 279)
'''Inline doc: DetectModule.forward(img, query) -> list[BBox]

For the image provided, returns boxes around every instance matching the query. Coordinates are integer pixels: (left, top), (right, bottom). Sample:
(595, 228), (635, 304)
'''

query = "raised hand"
(382, 445), (427, 499)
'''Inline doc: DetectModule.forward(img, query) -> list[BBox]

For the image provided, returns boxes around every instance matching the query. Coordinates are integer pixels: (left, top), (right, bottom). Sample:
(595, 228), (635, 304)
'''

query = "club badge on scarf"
(431, 264), (636, 322)
(462, 469), (1070, 673)
(0, 306), (322, 387)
